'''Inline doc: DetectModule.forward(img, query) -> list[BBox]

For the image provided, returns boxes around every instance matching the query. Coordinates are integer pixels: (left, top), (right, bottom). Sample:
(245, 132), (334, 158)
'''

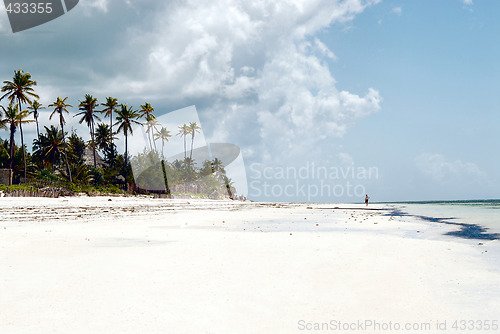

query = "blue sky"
(323, 0), (500, 201)
(0, 0), (499, 202)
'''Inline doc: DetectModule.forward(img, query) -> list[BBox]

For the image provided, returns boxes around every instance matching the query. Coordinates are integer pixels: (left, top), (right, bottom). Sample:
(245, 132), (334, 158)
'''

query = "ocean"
(386, 200), (500, 240)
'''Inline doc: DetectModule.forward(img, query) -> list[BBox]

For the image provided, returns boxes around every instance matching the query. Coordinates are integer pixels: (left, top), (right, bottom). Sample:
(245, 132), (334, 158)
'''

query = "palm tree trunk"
(19, 122), (26, 181)
(183, 134), (187, 160)
(18, 99), (27, 181)
(125, 133), (128, 166)
(147, 129), (153, 152)
(61, 122), (72, 183)
(161, 160), (171, 197)
(91, 120), (96, 168)
(35, 113), (40, 140)
(190, 134), (195, 161)
(9, 124), (15, 171)
(152, 133), (157, 152)
(184, 134), (188, 192)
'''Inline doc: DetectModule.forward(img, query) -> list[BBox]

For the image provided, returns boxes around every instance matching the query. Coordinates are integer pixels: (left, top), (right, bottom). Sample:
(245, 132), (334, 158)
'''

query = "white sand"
(0, 197), (499, 333)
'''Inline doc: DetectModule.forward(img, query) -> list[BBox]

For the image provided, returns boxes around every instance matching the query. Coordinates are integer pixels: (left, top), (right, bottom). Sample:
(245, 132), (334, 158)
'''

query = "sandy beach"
(1, 197), (499, 333)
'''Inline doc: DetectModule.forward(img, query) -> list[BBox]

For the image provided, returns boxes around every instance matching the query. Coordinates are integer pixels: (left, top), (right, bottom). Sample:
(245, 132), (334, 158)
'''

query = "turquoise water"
(385, 200), (500, 240)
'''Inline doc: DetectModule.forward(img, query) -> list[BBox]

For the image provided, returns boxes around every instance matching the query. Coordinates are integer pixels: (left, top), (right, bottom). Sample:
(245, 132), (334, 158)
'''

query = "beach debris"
(290, 233), (292, 235)
(374, 222), (378, 224)
(478, 243), (484, 245)
(316, 224), (319, 226)
(108, 199), (112, 201)
(307, 207), (313, 209)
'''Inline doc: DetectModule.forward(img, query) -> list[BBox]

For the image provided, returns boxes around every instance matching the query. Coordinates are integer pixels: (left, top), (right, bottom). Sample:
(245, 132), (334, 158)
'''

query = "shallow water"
(387, 200), (500, 240)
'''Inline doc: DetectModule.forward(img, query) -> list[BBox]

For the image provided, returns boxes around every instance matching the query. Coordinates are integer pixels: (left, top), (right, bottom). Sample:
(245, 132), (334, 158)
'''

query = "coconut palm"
(32, 125), (65, 172)
(60, 163), (93, 184)
(48, 96), (73, 182)
(16, 107), (34, 180)
(101, 96), (118, 135)
(145, 114), (159, 152)
(0, 103), (21, 170)
(114, 104), (141, 166)
(139, 102), (157, 151)
(177, 123), (191, 160)
(28, 100), (44, 140)
(188, 121), (201, 161)
(152, 126), (172, 197)
(66, 131), (86, 165)
(0, 104), (33, 173)
(153, 126), (172, 159)
(76, 94), (101, 168)
(95, 123), (116, 156)
(1, 69), (39, 180)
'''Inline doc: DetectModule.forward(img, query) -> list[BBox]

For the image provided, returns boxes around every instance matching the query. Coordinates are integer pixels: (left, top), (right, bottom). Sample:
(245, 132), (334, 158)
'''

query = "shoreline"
(1, 197), (499, 333)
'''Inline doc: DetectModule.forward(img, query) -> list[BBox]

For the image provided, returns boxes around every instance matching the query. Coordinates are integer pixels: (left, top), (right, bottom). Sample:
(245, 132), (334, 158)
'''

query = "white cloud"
(93, 0), (382, 166)
(391, 7), (402, 16)
(414, 153), (486, 183)
(337, 152), (354, 166)
(80, 0), (109, 13)
(0, 3), (9, 34)
(0, 0), (383, 170)
(462, 0), (473, 5)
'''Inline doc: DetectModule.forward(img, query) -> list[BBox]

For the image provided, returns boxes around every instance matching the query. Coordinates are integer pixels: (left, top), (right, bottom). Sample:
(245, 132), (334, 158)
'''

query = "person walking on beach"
(365, 194), (370, 206)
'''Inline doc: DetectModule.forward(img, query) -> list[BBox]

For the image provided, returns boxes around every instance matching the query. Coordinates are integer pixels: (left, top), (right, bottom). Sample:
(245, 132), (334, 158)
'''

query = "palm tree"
(16, 107), (34, 180)
(211, 158), (233, 199)
(188, 121), (201, 161)
(1, 69), (39, 180)
(95, 123), (116, 156)
(0, 103), (20, 170)
(101, 96), (118, 135)
(145, 115), (159, 152)
(177, 123), (193, 191)
(177, 123), (191, 160)
(49, 96), (73, 182)
(32, 125), (65, 172)
(28, 100), (44, 140)
(139, 102), (157, 151)
(76, 94), (101, 168)
(0, 104), (33, 174)
(114, 104), (141, 166)
(152, 127), (172, 197)
(153, 126), (172, 159)
(60, 163), (93, 184)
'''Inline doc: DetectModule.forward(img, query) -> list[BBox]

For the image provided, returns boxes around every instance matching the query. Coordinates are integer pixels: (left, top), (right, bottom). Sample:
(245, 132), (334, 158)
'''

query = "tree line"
(0, 69), (235, 198)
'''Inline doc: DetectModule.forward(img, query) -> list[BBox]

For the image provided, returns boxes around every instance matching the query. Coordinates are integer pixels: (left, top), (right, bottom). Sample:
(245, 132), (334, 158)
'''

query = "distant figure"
(365, 194), (370, 206)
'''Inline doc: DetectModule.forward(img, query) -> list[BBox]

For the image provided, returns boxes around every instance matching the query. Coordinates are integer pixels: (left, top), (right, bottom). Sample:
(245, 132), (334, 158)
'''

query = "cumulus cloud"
(414, 153), (487, 183)
(462, 0), (473, 5)
(1, 0), (383, 169)
(97, 0), (382, 165)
